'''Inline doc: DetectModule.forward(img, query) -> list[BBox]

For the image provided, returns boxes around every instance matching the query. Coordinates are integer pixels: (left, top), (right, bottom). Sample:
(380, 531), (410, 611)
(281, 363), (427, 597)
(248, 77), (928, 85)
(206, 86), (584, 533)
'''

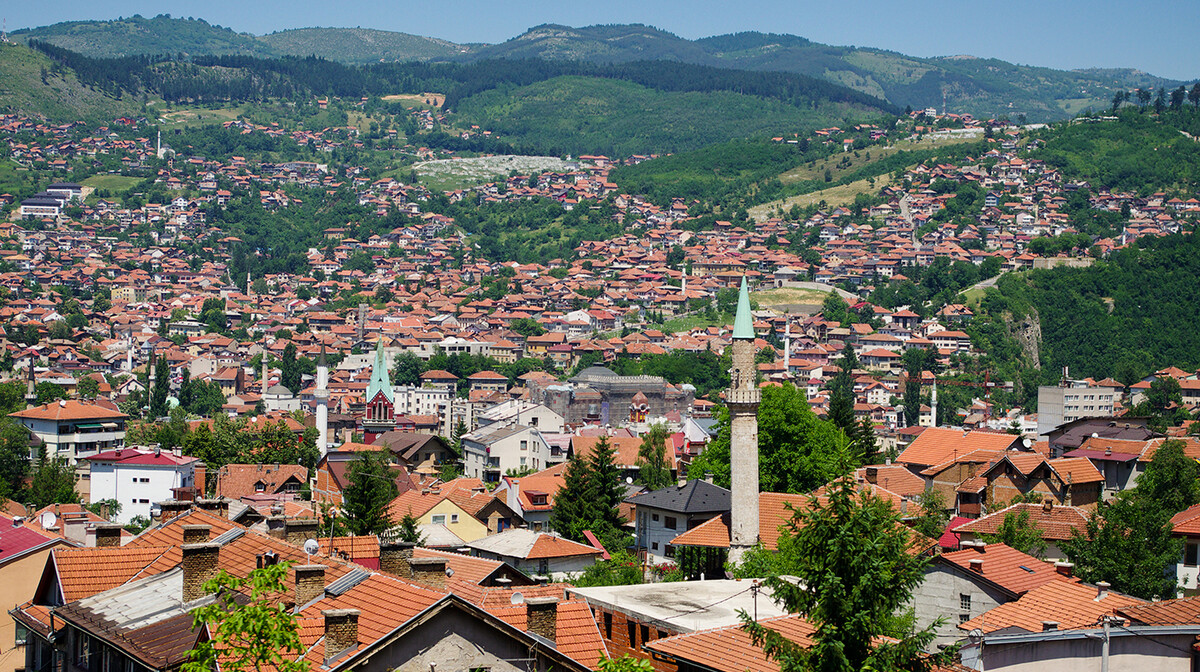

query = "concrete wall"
(589, 603), (681, 672)
(910, 564), (1011, 648)
(968, 633), (1192, 672)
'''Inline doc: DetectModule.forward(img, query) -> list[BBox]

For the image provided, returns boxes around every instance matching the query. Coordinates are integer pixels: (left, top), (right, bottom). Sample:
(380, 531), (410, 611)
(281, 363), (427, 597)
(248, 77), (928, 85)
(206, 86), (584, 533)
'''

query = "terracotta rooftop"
(11, 399), (127, 422)
(938, 543), (1072, 597)
(953, 503), (1090, 541)
(898, 427), (1019, 468)
(1118, 595), (1200, 626)
(961, 580), (1145, 634)
(646, 613), (817, 672)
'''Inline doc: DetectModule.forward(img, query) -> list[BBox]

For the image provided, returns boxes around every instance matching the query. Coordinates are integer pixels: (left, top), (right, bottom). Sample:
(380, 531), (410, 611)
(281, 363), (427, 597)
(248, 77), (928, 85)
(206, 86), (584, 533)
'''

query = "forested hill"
(15, 16), (1190, 122)
(979, 232), (1200, 385)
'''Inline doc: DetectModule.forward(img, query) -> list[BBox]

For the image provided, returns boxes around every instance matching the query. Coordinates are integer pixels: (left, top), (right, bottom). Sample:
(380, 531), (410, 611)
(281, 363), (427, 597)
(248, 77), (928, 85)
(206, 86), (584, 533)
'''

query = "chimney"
(196, 498), (229, 518)
(266, 516), (287, 539)
(704, 471), (713, 485)
(62, 514), (88, 544)
(182, 543), (220, 602)
(322, 609), (360, 661)
(1043, 499), (1053, 513)
(157, 499), (193, 523)
(182, 525), (212, 544)
(379, 541), (416, 578)
(1054, 562), (1074, 578)
(194, 462), (207, 497)
(93, 523), (123, 548)
(285, 518), (319, 547)
(526, 597), (558, 640)
(865, 467), (878, 484)
(968, 558), (984, 574)
(1096, 581), (1110, 601)
(408, 557), (447, 590)
(1042, 621), (1058, 632)
(294, 565), (326, 607)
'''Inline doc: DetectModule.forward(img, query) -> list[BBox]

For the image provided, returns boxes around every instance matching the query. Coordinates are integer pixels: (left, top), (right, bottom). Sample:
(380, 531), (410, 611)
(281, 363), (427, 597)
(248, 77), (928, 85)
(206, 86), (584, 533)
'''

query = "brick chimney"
(1054, 562), (1074, 578)
(182, 543), (220, 602)
(285, 519), (319, 547)
(526, 597), (558, 641)
(266, 516), (287, 539)
(322, 609), (360, 660)
(378, 541), (416, 578)
(194, 462), (207, 497)
(93, 523), (123, 548)
(182, 525), (212, 544)
(865, 467), (878, 484)
(294, 565), (326, 607)
(408, 557), (447, 590)
(968, 558), (983, 574)
(157, 500), (193, 523)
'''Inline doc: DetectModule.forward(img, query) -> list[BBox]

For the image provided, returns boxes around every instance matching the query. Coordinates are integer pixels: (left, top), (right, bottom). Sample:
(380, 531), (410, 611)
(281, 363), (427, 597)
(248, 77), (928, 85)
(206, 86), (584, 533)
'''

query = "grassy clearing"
(662, 313), (725, 334)
(156, 106), (242, 128)
(779, 131), (980, 184)
(414, 155), (574, 192)
(382, 92), (444, 108)
(82, 174), (142, 192)
(750, 174), (894, 219)
(753, 287), (835, 307)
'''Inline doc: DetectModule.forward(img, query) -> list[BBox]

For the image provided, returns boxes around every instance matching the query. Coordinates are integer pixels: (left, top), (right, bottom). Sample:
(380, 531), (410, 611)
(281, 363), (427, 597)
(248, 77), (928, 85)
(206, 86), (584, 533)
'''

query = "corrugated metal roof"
(325, 567), (370, 596)
(212, 527), (244, 546)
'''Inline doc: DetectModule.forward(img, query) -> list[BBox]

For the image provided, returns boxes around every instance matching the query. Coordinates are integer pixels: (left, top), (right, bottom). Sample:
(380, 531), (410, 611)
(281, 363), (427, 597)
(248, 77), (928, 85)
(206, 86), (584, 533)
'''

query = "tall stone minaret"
(24, 355), (37, 409)
(728, 276), (760, 561)
(315, 345), (330, 456)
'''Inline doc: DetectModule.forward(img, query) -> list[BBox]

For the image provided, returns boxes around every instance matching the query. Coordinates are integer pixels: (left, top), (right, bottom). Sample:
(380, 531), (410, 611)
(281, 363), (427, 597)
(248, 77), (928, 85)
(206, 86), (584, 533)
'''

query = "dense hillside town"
(1, 21), (1200, 672)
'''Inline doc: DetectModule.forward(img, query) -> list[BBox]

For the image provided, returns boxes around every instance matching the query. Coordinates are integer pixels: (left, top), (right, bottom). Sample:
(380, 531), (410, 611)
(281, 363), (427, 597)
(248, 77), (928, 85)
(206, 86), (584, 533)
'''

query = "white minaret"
(126, 330), (134, 373)
(315, 345), (330, 456)
(783, 316), (791, 378)
(728, 277), (760, 562)
(931, 380), (938, 427)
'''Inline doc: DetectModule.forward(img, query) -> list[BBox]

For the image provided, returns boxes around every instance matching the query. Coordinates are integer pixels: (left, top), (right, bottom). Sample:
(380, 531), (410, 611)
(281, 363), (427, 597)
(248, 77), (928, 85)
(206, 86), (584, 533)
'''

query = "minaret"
(24, 356), (37, 409)
(728, 276), (761, 561)
(315, 345), (330, 456)
(930, 380), (938, 427)
(783, 316), (791, 379)
(261, 356), (269, 396)
(126, 330), (134, 373)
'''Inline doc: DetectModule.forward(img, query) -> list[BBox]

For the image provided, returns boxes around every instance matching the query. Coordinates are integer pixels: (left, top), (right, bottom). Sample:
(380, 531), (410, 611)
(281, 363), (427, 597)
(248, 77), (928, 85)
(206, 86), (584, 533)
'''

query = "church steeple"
(362, 338), (395, 444)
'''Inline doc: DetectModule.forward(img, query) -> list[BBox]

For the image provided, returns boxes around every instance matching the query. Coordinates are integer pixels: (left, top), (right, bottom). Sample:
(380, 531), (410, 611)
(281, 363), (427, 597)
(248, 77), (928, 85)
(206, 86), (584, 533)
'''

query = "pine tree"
(149, 354), (170, 419)
(280, 343), (300, 394)
(548, 451), (597, 542)
(636, 424), (672, 490)
(342, 452), (399, 536)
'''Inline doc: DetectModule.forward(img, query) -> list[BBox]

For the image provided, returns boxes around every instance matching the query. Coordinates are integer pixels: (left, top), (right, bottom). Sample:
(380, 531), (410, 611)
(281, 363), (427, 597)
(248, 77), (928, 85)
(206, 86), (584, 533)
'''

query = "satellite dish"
(445, 567), (454, 578)
(625, 477), (633, 484)
(1022, 437), (1032, 449)
(510, 592), (525, 605)
(303, 538), (320, 556)
(40, 512), (57, 529)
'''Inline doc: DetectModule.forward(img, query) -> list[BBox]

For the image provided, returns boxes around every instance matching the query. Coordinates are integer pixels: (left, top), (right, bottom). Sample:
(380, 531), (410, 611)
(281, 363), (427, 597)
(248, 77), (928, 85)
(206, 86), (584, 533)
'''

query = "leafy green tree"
(35, 382), (68, 405)
(27, 449), (79, 509)
(827, 344), (858, 434)
(392, 511), (425, 544)
(280, 343), (301, 395)
(690, 383), (853, 493)
(597, 654), (655, 672)
(509, 317), (546, 338)
(821, 292), (849, 325)
(342, 451), (399, 536)
(76, 376), (100, 400)
(391, 352), (424, 387)
(586, 436), (631, 550)
(149, 354), (170, 419)
(741, 475), (953, 672)
(981, 508), (1046, 559)
(1063, 439), (1198, 599)
(0, 419), (32, 502)
(183, 561), (309, 672)
(636, 424), (672, 490)
(911, 489), (949, 541)
(573, 550), (644, 587)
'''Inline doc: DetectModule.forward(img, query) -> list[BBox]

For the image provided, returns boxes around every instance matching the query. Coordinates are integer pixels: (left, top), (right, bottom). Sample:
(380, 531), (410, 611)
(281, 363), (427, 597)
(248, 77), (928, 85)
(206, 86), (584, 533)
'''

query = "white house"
(10, 400), (128, 463)
(474, 400), (565, 433)
(465, 528), (602, 580)
(461, 424), (549, 483)
(84, 447), (201, 524)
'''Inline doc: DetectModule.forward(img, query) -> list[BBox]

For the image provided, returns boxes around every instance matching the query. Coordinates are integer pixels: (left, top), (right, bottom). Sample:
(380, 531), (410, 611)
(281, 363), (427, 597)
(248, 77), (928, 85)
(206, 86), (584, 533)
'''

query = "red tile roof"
(953, 503), (1090, 541)
(939, 543), (1072, 597)
(961, 580), (1145, 634)
(647, 613), (817, 672)
(898, 428), (1019, 468)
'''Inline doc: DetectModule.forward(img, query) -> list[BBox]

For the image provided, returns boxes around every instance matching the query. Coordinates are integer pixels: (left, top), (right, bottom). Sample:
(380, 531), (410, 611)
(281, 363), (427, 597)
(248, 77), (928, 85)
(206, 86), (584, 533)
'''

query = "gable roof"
(215, 463), (309, 499)
(952, 503), (1090, 541)
(897, 428), (1020, 468)
(647, 613), (816, 672)
(624, 480), (731, 514)
(466, 528), (602, 561)
(937, 543), (1072, 598)
(960, 580), (1145, 634)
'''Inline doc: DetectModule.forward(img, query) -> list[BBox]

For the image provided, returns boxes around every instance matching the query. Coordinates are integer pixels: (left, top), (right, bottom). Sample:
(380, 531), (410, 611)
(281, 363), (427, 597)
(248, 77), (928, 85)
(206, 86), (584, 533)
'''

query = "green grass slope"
(12, 15), (268, 57)
(452, 75), (876, 156)
(0, 43), (139, 121)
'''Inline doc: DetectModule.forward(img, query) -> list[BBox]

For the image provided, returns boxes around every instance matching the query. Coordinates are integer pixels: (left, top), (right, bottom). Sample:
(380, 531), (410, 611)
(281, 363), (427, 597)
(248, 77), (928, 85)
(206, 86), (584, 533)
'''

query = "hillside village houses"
(4, 103), (1200, 672)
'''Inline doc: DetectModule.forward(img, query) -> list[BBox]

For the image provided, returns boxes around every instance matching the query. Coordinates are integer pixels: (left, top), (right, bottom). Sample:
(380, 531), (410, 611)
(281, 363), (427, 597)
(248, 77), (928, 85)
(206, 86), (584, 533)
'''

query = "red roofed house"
(0, 514), (72, 672)
(10, 400), (128, 464)
(466, 528), (603, 580)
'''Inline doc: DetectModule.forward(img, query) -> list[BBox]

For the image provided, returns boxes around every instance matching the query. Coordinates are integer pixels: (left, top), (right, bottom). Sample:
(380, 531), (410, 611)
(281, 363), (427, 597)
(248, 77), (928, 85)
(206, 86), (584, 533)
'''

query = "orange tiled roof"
(526, 534), (603, 560)
(647, 613), (816, 672)
(1118, 595), (1200, 626)
(952, 503), (1089, 541)
(939, 543), (1073, 597)
(898, 428), (1019, 467)
(961, 580), (1145, 634)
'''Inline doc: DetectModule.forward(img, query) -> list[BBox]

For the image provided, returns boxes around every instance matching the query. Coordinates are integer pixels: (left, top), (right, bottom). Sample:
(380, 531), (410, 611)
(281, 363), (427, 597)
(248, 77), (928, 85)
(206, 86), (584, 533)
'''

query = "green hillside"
(451, 75), (876, 156)
(0, 43), (139, 121)
(259, 28), (468, 63)
(11, 15), (268, 57)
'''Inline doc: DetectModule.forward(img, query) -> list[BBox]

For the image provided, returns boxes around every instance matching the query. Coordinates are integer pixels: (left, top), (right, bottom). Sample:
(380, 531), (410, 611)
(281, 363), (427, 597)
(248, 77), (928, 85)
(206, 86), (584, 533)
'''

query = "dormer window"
(255, 481), (265, 492)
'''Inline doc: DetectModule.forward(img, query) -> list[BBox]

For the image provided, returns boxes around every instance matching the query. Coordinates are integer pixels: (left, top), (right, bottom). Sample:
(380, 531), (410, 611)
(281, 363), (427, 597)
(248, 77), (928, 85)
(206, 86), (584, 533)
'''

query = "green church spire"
(365, 338), (394, 403)
(732, 276), (754, 340)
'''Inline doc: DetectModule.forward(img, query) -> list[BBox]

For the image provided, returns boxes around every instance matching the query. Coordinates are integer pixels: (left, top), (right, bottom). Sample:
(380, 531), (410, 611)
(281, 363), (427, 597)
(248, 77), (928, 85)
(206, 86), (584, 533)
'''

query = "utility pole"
(1100, 615), (1111, 672)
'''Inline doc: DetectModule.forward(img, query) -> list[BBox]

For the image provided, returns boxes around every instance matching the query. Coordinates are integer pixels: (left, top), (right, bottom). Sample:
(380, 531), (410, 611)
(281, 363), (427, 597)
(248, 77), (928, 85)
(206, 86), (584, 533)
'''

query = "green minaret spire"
(732, 276), (754, 340)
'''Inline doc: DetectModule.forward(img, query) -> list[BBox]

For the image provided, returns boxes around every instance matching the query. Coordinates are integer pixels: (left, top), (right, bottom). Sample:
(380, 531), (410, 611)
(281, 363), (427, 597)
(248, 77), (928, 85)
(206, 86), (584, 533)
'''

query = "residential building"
(1037, 382), (1118, 438)
(461, 424), (549, 483)
(214, 463), (308, 500)
(10, 400), (127, 463)
(0, 515), (73, 672)
(626, 480), (730, 565)
(84, 448), (202, 525)
(465, 528), (603, 580)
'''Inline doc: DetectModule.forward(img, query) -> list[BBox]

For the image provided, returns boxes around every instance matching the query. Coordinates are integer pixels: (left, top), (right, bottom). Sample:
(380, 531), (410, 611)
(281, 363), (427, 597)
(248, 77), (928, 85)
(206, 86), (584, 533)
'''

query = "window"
(520, 457), (527, 466)
(1186, 543), (1199, 567)
(530, 417), (538, 427)
(665, 516), (677, 530)
(665, 545), (676, 559)
(959, 613), (971, 624)
(652, 513), (660, 522)
(628, 621), (637, 648)
(450, 514), (459, 524)
(14, 622), (27, 646)
(603, 612), (612, 640)
(431, 514), (446, 525)
(640, 624), (650, 646)
(538, 559), (549, 575)
(520, 440), (528, 451)
(960, 593), (971, 612)
(651, 542), (659, 551)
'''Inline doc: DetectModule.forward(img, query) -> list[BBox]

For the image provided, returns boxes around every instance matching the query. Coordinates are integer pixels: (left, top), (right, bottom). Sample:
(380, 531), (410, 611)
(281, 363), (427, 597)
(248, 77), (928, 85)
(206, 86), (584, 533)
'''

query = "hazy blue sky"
(9, 0), (1198, 80)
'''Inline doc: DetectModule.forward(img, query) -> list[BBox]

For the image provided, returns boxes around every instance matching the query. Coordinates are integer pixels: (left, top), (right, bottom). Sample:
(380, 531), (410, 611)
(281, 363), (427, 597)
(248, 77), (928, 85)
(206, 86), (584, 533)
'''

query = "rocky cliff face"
(1005, 308), (1042, 369)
